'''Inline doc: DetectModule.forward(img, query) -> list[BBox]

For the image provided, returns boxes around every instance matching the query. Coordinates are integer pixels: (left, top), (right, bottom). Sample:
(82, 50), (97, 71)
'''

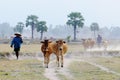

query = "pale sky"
(0, 0), (120, 28)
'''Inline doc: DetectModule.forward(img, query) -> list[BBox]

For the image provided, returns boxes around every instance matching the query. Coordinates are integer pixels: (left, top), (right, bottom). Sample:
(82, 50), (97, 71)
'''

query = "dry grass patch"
(0, 59), (48, 80)
(86, 57), (120, 73)
(0, 44), (41, 53)
(68, 61), (120, 80)
(0, 44), (42, 57)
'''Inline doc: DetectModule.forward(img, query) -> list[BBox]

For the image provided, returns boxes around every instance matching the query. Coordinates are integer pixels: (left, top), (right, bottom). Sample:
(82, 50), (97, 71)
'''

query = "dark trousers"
(14, 48), (20, 59)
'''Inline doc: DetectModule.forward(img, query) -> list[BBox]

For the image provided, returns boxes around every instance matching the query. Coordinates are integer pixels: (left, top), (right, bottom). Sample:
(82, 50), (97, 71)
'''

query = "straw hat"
(14, 32), (21, 36)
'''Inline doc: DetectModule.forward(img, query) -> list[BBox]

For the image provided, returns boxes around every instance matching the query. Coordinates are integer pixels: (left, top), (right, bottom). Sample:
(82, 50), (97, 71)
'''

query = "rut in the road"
(72, 58), (120, 76)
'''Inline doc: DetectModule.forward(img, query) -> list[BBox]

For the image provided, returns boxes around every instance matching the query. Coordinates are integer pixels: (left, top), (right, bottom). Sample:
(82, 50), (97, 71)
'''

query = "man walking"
(10, 32), (23, 59)
(97, 34), (102, 47)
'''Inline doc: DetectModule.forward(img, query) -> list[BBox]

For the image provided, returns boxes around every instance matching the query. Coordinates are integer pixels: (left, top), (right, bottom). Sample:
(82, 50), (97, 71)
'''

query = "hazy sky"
(0, 0), (120, 28)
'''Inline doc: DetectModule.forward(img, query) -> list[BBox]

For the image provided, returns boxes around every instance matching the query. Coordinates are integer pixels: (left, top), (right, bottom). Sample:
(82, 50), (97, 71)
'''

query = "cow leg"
(56, 55), (60, 67)
(61, 54), (63, 67)
(44, 56), (48, 68)
(46, 63), (48, 68)
(44, 56), (46, 67)
(46, 55), (50, 68)
(46, 57), (49, 68)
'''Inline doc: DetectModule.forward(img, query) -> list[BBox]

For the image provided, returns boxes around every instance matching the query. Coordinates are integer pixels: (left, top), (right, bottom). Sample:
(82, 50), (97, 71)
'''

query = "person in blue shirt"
(97, 34), (102, 47)
(10, 32), (23, 59)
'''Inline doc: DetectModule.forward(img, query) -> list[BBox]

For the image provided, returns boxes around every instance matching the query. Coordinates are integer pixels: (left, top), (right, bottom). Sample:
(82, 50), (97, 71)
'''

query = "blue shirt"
(11, 36), (23, 48)
(97, 36), (102, 43)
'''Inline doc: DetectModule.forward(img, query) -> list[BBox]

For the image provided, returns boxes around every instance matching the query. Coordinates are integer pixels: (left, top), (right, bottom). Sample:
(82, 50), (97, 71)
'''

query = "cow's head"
(56, 39), (66, 51)
(41, 39), (52, 54)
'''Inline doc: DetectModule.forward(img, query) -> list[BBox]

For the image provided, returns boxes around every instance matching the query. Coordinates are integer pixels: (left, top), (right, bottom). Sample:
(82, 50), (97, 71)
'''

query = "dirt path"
(44, 58), (74, 80)
(44, 67), (60, 80)
(43, 57), (120, 80)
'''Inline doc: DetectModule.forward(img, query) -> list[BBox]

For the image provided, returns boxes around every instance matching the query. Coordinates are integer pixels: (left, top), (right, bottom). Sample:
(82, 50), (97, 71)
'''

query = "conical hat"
(14, 32), (21, 36)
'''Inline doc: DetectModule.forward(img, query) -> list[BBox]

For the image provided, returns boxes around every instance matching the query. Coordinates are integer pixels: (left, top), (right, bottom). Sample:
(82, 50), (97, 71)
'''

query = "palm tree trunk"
(31, 26), (33, 39)
(31, 24), (34, 39)
(94, 30), (96, 40)
(40, 32), (43, 40)
(74, 25), (77, 41)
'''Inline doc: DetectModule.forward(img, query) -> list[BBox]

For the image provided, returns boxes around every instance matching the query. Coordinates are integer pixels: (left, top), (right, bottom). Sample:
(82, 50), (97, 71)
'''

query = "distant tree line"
(0, 12), (120, 41)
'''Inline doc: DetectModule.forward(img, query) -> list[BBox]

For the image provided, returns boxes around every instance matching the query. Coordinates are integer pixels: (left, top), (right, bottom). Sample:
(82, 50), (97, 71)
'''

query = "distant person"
(97, 34), (102, 47)
(10, 32), (23, 59)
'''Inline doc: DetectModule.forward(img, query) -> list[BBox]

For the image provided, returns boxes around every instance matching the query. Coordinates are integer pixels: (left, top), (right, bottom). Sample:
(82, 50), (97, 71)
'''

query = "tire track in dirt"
(85, 60), (120, 76)
(72, 58), (120, 76)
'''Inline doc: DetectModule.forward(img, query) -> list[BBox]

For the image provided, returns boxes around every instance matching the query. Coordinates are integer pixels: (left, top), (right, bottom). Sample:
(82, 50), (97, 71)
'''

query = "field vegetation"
(0, 43), (120, 80)
(68, 61), (120, 80)
(0, 59), (48, 80)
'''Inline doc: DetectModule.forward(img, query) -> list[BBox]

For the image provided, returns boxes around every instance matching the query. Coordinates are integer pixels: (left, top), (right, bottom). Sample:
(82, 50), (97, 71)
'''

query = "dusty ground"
(0, 43), (120, 80)
(41, 53), (120, 80)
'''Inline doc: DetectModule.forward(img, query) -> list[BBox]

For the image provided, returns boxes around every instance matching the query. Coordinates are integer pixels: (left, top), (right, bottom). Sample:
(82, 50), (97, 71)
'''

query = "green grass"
(0, 43), (120, 55)
(86, 57), (120, 73)
(57, 74), (70, 80)
(0, 59), (48, 80)
(68, 61), (120, 80)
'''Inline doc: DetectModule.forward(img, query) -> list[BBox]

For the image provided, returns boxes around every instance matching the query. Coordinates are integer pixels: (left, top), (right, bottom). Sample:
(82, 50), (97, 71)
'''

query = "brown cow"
(88, 38), (95, 48)
(81, 39), (89, 50)
(51, 39), (68, 67)
(102, 40), (108, 50)
(41, 39), (52, 68)
(82, 38), (95, 50)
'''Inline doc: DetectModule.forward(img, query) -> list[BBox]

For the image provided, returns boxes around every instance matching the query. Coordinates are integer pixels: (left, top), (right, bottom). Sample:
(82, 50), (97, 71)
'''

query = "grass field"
(0, 59), (48, 80)
(0, 43), (120, 80)
(68, 61), (120, 80)
(0, 43), (120, 55)
(85, 57), (120, 73)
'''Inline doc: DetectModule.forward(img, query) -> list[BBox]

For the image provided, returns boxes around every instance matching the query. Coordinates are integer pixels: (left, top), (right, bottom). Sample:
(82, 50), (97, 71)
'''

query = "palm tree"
(90, 22), (99, 39)
(36, 21), (47, 40)
(66, 12), (84, 41)
(26, 15), (38, 39)
(14, 22), (24, 34)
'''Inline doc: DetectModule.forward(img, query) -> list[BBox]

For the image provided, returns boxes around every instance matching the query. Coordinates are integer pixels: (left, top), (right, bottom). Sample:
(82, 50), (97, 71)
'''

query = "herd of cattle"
(40, 38), (108, 68)
(81, 38), (108, 50)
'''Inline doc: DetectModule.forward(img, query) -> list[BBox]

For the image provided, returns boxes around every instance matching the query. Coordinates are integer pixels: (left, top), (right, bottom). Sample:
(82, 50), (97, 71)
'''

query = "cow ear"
(41, 41), (44, 43)
(49, 41), (52, 43)
(63, 41), (66, 43)
(56, 41), (58, 43)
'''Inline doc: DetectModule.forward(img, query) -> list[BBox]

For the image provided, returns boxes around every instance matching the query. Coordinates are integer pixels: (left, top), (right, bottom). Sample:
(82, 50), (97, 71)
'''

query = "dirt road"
(43, 56), (120, 80)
